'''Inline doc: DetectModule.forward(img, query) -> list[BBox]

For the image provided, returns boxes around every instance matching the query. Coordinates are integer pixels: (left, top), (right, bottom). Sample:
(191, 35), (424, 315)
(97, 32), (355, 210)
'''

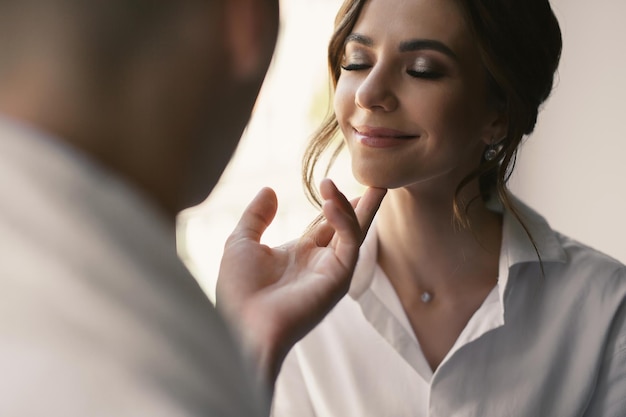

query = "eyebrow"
(345, 33), (374, 47)
(345, 33), (458, 61)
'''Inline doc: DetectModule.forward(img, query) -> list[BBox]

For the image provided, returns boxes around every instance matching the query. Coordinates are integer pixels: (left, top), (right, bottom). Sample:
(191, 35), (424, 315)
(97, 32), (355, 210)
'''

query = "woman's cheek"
(333, 81), (351, 125)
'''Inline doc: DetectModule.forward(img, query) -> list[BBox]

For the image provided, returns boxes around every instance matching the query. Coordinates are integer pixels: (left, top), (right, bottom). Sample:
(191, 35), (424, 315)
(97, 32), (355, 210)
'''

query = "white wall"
(510, 0), (626, 263)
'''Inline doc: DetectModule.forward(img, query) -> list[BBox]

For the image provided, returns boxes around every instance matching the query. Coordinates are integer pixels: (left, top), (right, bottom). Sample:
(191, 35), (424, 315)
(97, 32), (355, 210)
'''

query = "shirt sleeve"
(583, 267), (626, 417)
(271, 348), (317, 417)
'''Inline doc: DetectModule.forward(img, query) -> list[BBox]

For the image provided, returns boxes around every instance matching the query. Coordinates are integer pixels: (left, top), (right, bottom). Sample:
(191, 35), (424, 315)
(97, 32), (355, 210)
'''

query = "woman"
(272, 0), (626, 415)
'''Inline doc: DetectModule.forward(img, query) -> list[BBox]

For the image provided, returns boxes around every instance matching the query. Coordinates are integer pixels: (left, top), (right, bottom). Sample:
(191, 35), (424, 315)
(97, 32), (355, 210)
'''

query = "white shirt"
(272, 197), (626, 416)
(0, 118), (268, 417)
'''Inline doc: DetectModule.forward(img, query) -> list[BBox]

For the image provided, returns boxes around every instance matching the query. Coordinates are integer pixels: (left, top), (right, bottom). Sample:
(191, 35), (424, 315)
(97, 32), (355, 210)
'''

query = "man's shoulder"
(0, 119), (266, 417)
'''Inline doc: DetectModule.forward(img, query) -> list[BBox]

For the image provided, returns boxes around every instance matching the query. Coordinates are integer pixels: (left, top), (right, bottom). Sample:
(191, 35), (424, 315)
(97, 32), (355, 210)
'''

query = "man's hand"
(215, 179), (386, 386)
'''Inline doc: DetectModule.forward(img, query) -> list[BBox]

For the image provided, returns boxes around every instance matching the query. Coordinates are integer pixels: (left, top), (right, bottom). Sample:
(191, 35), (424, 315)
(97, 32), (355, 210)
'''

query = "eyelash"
(407, 69), (443, 80)
(340, 63), (370, 71)
(341, 63), (442, 80)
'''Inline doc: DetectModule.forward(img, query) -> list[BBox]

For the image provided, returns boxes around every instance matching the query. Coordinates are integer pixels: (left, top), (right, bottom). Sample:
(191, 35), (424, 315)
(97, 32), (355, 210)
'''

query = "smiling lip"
(354, 126), (419, 148)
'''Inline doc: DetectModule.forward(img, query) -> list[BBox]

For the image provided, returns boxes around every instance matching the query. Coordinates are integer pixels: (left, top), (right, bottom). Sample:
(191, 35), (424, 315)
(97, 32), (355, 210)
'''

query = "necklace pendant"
(420, 292), (432, 303)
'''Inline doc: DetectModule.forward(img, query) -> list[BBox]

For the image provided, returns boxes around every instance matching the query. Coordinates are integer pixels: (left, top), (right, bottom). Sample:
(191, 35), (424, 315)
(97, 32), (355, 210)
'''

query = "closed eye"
(407, 69), (443, 80)
(341, 63), (371, 71)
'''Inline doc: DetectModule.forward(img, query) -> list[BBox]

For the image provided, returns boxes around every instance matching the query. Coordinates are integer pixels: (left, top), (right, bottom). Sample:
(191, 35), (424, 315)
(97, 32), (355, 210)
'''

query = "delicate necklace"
(420, 291), (433, 303)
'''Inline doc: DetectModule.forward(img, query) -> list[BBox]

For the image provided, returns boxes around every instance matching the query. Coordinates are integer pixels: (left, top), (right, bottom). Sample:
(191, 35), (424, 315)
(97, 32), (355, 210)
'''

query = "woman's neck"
(375, 186), (503, 304)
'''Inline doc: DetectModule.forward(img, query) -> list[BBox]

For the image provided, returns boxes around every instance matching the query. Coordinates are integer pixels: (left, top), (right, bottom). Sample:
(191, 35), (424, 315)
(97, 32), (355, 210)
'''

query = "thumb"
(229, 187), (278, 244)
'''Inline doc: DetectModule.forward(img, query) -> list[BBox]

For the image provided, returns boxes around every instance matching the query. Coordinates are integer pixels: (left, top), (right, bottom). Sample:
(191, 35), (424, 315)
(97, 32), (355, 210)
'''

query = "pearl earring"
(485, 138), (504, 161)
(485, 144), (498, 161)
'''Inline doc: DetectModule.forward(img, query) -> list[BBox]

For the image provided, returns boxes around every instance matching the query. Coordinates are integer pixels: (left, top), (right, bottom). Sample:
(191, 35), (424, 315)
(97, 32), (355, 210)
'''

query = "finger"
(354, 187), (387, 238)
(318, 180), (364, 269)
(323, 201), (364, 273)
(229, 187), (278, 243)
(319, 178), (358, 224)
(311, 219), (335, 248)
(320, 183), (386, 247)
(324, 186), (386, 271)
(312, 179), (358, 248)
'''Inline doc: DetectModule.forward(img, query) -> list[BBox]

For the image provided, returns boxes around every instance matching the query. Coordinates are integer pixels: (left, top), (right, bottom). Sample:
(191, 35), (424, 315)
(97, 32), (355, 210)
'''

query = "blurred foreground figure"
(0, 1), (280, 415)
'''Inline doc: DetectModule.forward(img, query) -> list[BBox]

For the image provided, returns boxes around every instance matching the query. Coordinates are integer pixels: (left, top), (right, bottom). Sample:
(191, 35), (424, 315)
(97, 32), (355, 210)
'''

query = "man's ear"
(224, 0), (279, 81)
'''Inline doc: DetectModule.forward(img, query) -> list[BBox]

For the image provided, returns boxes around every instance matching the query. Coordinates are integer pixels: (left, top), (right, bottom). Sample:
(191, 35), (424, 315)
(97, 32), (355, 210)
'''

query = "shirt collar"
(501, 194), (567, 267)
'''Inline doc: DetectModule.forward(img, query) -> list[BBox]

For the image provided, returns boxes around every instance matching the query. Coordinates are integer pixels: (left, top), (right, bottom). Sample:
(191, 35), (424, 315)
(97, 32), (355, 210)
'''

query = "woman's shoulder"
(551, 230), (626, 298)
(506, 195), (623, 268)
(504, 195), (626, 300)
(554, 230), (625, 274)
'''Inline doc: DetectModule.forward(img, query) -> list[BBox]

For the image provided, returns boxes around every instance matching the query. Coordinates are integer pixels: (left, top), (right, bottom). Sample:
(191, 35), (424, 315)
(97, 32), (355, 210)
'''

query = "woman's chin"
(351, 160), (412, 189)
(353, 172), (396, 190)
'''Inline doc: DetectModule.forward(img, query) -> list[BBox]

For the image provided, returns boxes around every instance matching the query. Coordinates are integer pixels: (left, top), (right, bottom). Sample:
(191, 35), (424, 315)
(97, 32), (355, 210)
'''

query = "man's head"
(0, 0), (280, 216)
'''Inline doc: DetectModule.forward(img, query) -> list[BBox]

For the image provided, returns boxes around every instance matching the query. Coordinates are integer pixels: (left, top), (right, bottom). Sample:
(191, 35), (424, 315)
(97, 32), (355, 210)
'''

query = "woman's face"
(334, 0), (503, 192)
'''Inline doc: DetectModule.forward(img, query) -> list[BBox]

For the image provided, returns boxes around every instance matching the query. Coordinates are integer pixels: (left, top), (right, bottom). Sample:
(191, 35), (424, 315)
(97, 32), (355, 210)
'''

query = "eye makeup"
(407, 56), (444, 79)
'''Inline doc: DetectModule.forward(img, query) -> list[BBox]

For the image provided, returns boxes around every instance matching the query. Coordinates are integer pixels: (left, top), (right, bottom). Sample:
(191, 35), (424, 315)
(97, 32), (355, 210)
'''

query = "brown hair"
(302, 0), (562, 231)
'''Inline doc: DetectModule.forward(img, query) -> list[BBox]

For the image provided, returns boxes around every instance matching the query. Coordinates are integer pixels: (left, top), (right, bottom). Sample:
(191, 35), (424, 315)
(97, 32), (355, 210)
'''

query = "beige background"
(510, 0), (626, 263)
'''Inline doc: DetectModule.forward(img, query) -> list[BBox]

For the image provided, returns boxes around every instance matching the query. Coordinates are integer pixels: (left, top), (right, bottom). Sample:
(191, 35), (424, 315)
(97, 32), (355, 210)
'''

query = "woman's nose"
(354, 66), (398, 112)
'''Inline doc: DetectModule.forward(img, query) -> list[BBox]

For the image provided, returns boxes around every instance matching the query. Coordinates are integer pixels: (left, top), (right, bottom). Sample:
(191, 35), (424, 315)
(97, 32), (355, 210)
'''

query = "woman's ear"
(223, 0), (279, 81)
(482, 107), (508, 145)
